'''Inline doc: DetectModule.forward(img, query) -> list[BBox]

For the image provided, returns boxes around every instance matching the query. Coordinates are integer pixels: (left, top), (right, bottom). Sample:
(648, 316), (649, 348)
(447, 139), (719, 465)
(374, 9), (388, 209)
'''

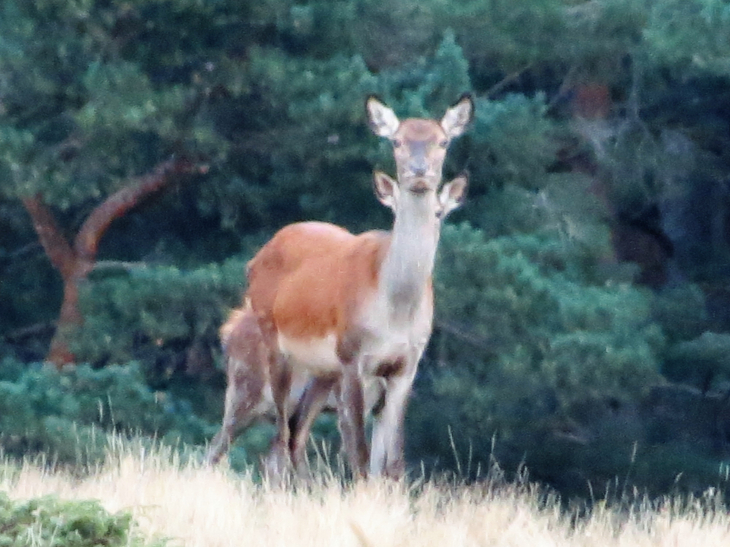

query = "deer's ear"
(372, 171), (398, 210)
(367, 96), (400, 138)
(438, 173), (468, 219)
(440, 94), (474, 140)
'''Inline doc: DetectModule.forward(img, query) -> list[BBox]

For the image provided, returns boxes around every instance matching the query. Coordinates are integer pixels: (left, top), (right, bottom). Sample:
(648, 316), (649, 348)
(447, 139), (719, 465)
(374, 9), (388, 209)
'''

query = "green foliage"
(201, 30), (474, 231)
(375, 30), (472, 116)
(650, 284), (710, 389)
(0, 0), (217, 207)
(645, 0), (730, 75)
(0, 492), (160, 547)
(468, 93), (559, 194)
(73, 257), (245, 366)
(211, 48), (382, 228)
(0, 249), (60, 343)
(404, 222), (699, 495)
(431, 223), (664, 444)
(0, 360), (216, 464)
(443, 0), (568, 71)
(651, 285), (708, 344)
(664, 331), (730, 389)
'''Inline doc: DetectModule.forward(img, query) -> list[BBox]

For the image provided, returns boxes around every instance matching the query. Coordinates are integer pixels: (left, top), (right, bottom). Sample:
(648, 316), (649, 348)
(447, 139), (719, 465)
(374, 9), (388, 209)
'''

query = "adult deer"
(209, 95), (473, 477)
(253, 96), (474, 479)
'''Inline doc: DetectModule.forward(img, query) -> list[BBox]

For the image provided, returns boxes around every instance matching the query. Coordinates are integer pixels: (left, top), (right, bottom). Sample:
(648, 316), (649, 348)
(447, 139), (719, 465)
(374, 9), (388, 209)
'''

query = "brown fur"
(206, 303), (271, 464)
(206, 302), (340, 466)
(247, 223), (389, 343)
(208, 96), (473, 479)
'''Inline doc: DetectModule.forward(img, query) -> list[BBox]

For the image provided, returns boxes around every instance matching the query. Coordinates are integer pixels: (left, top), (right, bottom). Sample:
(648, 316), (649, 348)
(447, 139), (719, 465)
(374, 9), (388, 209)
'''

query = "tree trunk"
(47, 274), (87, 365)
(21, 157), (200, 367)
(570, 82), (673, 288)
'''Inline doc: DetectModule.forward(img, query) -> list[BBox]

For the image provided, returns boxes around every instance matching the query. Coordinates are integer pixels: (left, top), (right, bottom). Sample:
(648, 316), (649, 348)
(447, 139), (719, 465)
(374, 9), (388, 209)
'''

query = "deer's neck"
(380, 193), (440, 323)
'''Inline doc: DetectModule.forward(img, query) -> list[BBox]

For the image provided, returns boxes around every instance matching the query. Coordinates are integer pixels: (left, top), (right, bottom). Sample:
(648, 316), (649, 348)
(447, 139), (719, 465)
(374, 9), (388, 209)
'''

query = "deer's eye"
(439, 140), (448, 148)
(392, 139), (403, 149)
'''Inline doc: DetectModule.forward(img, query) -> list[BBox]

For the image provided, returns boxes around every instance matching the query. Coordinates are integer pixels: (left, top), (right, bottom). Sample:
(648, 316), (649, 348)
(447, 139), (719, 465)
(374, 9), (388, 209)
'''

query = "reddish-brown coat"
(247, 222), (392, 347)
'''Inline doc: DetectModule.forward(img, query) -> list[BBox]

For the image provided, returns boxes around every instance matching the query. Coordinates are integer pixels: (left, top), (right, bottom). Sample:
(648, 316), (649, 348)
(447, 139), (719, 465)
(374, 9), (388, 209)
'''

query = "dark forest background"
(3, 0), (730, 500)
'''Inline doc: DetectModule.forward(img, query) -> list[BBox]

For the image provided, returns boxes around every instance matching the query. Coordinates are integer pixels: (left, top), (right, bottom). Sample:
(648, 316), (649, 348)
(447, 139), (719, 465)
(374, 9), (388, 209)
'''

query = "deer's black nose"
(410, 161), (427, 177)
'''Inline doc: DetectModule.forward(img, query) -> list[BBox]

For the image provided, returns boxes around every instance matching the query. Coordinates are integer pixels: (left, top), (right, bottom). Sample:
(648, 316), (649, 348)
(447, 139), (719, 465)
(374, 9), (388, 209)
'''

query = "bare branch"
(486, 63), (533, 99)
(92, 260), (149, 272)
(2, 321), (55, 342)
(434, 319), (500, 353)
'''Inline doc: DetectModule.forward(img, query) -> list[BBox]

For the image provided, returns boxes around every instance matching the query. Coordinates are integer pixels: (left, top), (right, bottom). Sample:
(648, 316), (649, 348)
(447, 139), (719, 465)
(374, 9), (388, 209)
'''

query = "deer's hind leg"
(207, 303), (270, 466)
(261, 351), (295, 481)
(206, 356), (267, 465)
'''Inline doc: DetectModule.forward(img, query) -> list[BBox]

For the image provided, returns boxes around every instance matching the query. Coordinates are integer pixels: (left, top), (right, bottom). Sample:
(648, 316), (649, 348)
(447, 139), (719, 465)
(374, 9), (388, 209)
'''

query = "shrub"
(408, 223), (669, 493)
(0, 359), (216, 465)
(0, 492), (162, 547)
(73, 258), (246, 370)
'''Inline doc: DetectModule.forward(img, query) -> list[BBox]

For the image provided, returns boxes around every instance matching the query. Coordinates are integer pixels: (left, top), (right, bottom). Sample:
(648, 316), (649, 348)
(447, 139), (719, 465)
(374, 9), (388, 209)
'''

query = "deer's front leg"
(337, 363), (369, 478)
(369, 364), (417, 479)
(288, 375), (338, 474)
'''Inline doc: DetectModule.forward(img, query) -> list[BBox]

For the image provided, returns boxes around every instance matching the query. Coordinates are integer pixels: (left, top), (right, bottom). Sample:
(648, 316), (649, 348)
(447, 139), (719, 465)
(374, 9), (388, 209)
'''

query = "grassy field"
(1, 441), (729, 546)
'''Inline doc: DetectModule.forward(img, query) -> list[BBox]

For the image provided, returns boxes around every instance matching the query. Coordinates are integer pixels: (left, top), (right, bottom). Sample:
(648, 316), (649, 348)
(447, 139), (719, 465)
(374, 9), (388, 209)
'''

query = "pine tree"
(0, 1), (218, 364)
(2, 0), (730, 495)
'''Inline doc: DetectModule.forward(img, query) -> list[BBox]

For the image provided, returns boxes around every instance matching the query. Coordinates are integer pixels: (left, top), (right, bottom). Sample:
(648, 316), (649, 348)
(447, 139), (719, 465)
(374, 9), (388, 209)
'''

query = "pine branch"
(92, 260), (149, 272)
(21, 195), (76, 278)
(74, 156), (201, 263)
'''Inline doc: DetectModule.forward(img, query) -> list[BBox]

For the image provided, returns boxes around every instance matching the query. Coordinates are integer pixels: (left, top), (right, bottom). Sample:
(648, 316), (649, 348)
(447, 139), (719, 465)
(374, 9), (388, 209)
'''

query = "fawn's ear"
(366, 96), (400, 138)
(440, 94), (474, 140)
(438, 173), (468, 220)
(372, 170), (398, 211)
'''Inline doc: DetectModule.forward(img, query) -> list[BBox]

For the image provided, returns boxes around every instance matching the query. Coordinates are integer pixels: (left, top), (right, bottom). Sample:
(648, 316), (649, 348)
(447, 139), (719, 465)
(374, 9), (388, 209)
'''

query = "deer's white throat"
(379, 191), (440, 323)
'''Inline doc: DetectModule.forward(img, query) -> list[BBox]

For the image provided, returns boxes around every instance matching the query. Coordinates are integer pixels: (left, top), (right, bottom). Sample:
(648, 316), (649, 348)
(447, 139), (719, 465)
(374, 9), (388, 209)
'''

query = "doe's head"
(367, 95), (473, 192)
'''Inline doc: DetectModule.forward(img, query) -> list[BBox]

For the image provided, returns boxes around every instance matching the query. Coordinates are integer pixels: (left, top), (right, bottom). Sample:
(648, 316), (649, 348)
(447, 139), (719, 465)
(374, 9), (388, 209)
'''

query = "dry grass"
(1, 440), (729, 546)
